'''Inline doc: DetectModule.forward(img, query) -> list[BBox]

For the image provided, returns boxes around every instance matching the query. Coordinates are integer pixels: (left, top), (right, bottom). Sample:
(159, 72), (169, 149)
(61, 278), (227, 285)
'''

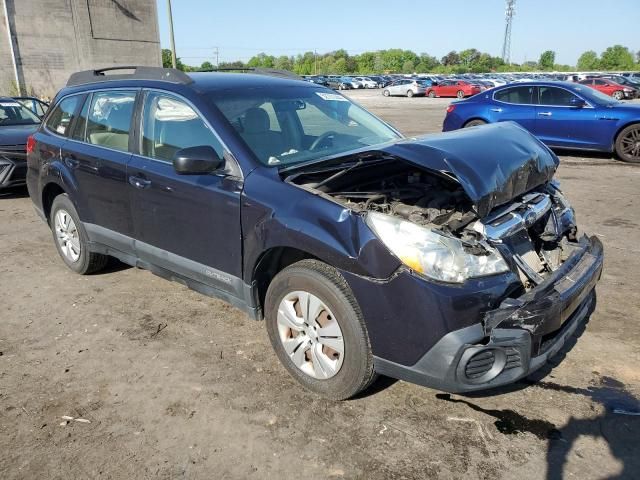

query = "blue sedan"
(442, 81), (640, 163)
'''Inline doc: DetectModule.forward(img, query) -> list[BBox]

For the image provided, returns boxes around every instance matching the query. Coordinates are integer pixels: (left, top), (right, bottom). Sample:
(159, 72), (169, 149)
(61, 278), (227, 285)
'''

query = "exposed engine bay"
(286, 157), (579, 291)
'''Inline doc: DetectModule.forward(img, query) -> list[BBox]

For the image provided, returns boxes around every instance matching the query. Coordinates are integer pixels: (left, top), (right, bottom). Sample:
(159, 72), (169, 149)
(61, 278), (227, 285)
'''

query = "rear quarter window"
(45, 95), (81, 136)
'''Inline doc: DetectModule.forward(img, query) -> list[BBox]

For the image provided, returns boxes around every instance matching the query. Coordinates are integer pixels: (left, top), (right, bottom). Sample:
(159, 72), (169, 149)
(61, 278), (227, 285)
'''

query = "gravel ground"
(0, 89), (638, 479)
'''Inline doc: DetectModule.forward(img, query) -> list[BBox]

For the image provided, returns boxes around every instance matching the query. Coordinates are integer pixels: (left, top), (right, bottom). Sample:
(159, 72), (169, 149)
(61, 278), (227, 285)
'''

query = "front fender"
(241, 168), (400, 281)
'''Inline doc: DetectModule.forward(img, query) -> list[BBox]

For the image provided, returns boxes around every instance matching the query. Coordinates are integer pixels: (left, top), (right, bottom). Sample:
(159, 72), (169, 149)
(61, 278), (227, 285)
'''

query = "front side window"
(210, 86), (400, 167)
(141, 92), (224, 163)
(494, 86), (535, 104)
(45, 95), (80, 136)
(85, 91), (136, 152)
(538, 87), (580, 106)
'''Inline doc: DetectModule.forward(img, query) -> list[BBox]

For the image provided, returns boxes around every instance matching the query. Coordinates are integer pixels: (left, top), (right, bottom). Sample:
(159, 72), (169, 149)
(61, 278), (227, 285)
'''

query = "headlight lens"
(366, 212), (509, 283)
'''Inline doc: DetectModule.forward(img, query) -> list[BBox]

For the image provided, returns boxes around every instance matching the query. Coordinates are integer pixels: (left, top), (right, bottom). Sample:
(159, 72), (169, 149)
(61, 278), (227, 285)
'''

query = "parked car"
(443, 81), (640, 162)
(27, 67), (602, 399)
(382, 79), (427, 97)
(303, 76), (329, 87)
(14, 96), (49, 118)
(368, 75), (389, 88)
(578, 78), (636, 100)
(0, 97), (42, 191)
(426, 80), (482, 98)
(326, 76), (353, 90)
(353, 77), (378, 89)
(601, 75), (640, 91)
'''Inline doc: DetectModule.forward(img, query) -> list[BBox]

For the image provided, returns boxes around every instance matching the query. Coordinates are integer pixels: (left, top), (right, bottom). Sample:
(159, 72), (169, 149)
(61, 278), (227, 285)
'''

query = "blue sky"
(156, 0), (639, 67)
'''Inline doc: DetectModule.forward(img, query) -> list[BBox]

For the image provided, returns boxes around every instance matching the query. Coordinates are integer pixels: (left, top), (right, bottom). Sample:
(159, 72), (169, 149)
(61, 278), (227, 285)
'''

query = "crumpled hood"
(377, 122), (559, 217)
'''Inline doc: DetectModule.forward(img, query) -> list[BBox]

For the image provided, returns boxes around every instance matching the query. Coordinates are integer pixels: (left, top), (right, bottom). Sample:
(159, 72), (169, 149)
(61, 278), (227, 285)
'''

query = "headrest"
(244, 107), (270, 134)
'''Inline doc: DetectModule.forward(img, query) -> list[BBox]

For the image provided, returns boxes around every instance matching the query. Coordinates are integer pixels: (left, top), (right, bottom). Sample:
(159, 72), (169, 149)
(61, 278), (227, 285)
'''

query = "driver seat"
(240, 107), (285, 162)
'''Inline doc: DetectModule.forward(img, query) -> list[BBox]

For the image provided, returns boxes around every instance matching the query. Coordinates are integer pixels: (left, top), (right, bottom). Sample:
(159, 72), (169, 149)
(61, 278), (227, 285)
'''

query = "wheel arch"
(251, 246), (320, 320)
(41, 181), (67, 223)
(462, 117), (490, 127)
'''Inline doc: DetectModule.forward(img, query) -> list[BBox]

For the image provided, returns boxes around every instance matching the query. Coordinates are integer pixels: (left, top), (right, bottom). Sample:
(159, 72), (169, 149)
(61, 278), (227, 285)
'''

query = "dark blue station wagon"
(27, 67), (603, 399)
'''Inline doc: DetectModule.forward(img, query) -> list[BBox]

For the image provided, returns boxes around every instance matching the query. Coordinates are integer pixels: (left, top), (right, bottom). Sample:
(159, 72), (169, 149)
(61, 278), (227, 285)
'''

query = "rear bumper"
(373, 235), (603, 393)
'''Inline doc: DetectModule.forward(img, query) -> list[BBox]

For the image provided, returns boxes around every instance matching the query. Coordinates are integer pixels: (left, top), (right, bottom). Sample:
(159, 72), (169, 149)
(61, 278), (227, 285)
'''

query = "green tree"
(538, 50), (556, 70)
(274, 55), (293, 71)
(600, 45), (635, 70)
(577, 50), (599, 70)
(459, 48), (480, 68)
(162, 48), (188, 71)
(441, 51), (460, 66)
(199, 61), (214, 71)
(247, 53), (275, 68)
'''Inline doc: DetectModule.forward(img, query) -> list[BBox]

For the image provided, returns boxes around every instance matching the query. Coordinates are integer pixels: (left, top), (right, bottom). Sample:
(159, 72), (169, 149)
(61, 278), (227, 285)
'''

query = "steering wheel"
(310, 131), (339, 151)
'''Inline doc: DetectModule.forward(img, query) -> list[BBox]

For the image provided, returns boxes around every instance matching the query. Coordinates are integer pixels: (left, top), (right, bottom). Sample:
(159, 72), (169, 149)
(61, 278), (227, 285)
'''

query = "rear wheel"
(615, 123), (640, 163)
(612, 90), (624, 100)
(50, 194), (108, 274)
(428, 90), (436, 98)
(264, 260), (375, 400)
(464, 119), (487, 128)
(383, 89), (390, 97)
(456, 90), (465, 99)
(407, 89), (414, 98)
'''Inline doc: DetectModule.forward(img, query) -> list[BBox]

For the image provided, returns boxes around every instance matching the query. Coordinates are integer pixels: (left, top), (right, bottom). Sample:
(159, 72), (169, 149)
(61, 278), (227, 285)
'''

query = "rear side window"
(141, 92), (223, 163)
(71, 95), (90, 141)
(46, 95), (81, 136)
(538, 87), (581, 106)
(494, 86), (535, 104)
(85, 91), (136, 152)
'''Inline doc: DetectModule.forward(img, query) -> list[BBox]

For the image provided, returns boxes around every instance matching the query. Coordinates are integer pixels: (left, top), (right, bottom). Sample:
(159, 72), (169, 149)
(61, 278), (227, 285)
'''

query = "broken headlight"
(366, 212), (509, 283)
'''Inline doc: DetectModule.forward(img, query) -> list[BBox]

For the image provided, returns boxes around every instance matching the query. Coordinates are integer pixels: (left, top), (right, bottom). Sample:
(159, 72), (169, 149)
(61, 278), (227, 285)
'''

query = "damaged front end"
(284, 122), (603, 392)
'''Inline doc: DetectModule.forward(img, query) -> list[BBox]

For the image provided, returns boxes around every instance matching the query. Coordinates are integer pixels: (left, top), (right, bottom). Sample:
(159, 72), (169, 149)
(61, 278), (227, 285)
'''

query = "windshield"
(209, 86), (400, 166)
(0, 99), (40, 126)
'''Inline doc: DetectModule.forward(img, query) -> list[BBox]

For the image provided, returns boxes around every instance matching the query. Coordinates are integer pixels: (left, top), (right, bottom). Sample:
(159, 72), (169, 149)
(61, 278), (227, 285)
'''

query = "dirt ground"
(1, 90), (639, 480)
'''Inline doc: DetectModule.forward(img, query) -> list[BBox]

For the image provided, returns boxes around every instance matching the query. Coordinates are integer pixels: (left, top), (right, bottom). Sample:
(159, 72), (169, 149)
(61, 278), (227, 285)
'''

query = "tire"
(50, 194), (108, 274)
(612, 90), (624, 100)
(456, 90), (465, 99)
(464, 119), (487, 128)
(614, 123), (640, 163)
(338, 84), (344, 90)
(383, 89), (390, 97)
(407, 89), (414, 98)
(264, 259), (375, 400)
(428, 90), (436, 98)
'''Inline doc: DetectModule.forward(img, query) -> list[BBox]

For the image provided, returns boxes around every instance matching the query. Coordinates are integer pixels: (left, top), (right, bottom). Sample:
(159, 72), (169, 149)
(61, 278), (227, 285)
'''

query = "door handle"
(129, 175), (151, 189)
(64, 155), (79, 168)
(490, 108), (503, 112)
(538, 111), (552, 116)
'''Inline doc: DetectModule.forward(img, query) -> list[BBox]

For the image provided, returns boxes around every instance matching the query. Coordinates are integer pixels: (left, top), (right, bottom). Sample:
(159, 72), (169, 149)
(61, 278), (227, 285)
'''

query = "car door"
(534, 86), (603, 149)
(488, 85), (537, 131)
(62, 90), (138, 246)
(128, 90), (244, 297)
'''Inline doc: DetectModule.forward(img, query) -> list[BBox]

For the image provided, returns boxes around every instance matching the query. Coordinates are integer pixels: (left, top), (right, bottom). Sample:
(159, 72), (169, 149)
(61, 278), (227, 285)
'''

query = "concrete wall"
(0, 0), (161, 97)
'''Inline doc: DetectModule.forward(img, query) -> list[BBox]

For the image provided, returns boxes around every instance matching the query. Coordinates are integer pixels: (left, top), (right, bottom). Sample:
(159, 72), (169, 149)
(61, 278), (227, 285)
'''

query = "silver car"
(382, 79), (427, 98)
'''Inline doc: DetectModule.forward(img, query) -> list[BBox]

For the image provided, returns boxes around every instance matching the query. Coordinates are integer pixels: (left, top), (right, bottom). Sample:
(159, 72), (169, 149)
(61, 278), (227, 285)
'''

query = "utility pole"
(314, 50), (318, 75)
(166, 0), (177, 68)
(214, 46), (219, 68)
(501, 0), (516, 64)
(2, 0), (22, 95)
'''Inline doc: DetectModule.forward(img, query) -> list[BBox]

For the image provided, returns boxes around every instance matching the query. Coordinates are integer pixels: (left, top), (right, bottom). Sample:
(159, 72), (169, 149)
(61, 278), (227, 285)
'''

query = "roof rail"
(66, 66), (193, 87)
(199, 67), (302, 80)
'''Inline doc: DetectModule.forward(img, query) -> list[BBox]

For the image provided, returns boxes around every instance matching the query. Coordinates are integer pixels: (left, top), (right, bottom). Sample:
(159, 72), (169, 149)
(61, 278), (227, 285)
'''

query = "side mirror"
(570, 97), (587, 108)
(173, 146), (223, 175)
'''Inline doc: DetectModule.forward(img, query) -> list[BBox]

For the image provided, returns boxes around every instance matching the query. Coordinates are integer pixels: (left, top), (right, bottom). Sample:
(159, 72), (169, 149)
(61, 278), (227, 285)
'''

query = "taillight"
(26, 135), (36, 154)
(446, 105), (456, 114)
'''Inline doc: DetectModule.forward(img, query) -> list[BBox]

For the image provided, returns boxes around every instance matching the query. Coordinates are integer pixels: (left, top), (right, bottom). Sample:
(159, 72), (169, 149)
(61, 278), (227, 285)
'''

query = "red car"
(578, 78), (637, 100)
(427, 80), (482, 99)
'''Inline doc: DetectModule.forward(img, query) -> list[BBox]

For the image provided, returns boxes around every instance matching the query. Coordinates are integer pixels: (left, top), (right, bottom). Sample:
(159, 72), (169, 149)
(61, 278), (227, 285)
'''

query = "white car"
(354, 77), (378, 89)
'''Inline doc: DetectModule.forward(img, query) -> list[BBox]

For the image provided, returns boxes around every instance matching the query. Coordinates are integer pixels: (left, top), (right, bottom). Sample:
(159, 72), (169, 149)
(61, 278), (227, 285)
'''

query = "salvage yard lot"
(1, 90), (639, 479)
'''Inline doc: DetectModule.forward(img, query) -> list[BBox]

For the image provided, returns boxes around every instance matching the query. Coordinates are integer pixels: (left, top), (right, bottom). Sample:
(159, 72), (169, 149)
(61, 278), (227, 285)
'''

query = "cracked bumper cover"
(374, 235), (603, 393)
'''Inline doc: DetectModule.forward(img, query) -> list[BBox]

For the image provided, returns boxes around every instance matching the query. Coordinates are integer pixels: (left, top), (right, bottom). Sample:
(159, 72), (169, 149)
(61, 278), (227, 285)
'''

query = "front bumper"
(372, 235), (603, 393)
(0, 152), (27, 189)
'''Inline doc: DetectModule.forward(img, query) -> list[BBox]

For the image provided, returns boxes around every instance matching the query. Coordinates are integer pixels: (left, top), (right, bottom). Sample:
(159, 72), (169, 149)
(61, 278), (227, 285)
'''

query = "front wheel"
(264, 260), (375, 400)
(50, 194), (108, 274)
(456, 90), (465, 99)
(428, 90), (436, 98)
(612, 90), (624, 100)
(615, 123), (640, 163)
(383, 89), (390, 97)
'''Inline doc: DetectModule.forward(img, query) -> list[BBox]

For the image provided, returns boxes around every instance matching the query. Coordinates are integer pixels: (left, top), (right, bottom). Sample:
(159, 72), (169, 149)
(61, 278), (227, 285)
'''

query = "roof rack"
(66, 66), (193, 87)
(199, 67), (302, 80)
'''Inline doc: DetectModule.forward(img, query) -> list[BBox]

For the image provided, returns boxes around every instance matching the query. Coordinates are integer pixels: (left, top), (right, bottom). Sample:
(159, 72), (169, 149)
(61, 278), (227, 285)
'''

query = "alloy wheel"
(457, 90), (465, 99)
(613, 91), (624, 100)
(54, 209), (81, 262)
(620, 127), (640, 161)
(276, 291), (344, 380)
